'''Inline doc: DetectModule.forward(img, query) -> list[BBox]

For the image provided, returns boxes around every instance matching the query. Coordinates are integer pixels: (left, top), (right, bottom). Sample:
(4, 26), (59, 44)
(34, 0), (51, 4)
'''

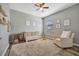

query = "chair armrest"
(60, 38), (73, 41)
(60, 38), (69, 40)
(71, 33), (75, 39)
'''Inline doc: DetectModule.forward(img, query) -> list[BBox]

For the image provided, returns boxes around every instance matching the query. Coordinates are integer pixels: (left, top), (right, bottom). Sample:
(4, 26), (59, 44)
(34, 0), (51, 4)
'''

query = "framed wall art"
(64, 19), (70, 26)
(56, 19), (61, 29)
(26, 21), (30, 26)
(56, 24), (61, 28)
(47, 21), (53, 30)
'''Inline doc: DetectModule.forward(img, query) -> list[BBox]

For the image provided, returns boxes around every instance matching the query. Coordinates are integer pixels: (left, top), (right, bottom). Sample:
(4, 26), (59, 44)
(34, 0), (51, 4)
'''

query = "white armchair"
(54, 31), (75, 48)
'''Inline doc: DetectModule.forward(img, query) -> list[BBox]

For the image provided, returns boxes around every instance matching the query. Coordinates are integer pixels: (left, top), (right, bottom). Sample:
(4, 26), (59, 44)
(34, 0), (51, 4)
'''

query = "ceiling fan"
(34, 3), (49, 12)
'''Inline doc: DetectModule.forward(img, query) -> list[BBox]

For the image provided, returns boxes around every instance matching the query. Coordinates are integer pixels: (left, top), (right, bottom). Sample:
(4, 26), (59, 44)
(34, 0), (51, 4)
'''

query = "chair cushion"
(56, 38), (61, 41)
(60, 31), (71, 38)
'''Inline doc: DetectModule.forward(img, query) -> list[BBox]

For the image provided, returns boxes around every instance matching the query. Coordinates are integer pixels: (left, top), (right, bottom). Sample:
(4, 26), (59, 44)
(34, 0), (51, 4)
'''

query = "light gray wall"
(44, 4), (79, 44)
(10, 9), (42, 34)
(0, 3), (10, 55)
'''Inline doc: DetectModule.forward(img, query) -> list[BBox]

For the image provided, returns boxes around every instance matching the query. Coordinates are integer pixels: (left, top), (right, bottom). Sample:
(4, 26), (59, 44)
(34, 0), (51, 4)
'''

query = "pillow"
(60, 31), (71, 38)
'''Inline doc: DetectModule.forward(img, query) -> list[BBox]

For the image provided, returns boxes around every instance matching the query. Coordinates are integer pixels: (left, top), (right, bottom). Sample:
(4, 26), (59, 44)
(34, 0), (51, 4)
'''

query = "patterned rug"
(9, 39), (62, 56)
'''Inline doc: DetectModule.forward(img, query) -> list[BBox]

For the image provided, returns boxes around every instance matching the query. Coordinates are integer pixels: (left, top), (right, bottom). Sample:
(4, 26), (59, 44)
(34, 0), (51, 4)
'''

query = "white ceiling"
(9, 3), (76, 18)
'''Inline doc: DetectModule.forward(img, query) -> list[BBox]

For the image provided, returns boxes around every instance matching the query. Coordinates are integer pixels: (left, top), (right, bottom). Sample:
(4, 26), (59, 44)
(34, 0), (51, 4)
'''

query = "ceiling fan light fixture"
(34, 3), (49, 12)
(40, 8), (43, 11)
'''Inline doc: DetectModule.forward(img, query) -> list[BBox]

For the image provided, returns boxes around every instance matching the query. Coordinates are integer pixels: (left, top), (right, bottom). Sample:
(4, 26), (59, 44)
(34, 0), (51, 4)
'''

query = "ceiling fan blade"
(41, 3), (45, 6)
(43, 7), (49, 9)
(34, 3), (40, 7)
(35, 3), (45, 7)
(34, 3), (49, 11)
(42, 3), (49, 8)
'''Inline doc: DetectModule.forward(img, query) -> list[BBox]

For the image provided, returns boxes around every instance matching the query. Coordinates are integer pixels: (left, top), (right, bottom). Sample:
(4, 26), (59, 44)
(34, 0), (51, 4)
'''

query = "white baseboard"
(2, 44), (9, 56)
(73, 43), (79, 47)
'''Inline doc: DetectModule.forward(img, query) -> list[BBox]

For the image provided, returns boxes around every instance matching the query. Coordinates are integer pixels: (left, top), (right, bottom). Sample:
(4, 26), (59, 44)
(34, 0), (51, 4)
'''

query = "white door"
(0, 25), (9, 55)
(0, 25), (3, 55)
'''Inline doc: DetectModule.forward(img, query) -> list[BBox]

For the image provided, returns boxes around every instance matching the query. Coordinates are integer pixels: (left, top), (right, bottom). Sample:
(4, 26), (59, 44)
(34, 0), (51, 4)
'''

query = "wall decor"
(56, 24), (61, 28)
(26, 21), (30, 26)
(2, 17), (7, 25)
(0, 13), (8, 25)
(0, 5), (7, 25)
(56, 19), (61, 29)
(0, 13), (3, 24)
(0, 5), (7, 17)
(0, 16), (11, 32)
(64, 19), (70, 26)
(47, 21), (53, 30)
(0, 5), (11, 32)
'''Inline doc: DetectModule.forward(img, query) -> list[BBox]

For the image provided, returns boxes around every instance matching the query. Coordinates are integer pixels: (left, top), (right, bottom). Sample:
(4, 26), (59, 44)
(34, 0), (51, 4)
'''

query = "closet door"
(0, 25), (9, 55)
(0, 25), (3, 55)
(1, 26), (9, 54)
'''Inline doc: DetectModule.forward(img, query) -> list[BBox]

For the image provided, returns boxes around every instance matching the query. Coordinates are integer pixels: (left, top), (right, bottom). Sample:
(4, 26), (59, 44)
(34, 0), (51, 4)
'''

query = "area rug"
(9, 39), (62, 56)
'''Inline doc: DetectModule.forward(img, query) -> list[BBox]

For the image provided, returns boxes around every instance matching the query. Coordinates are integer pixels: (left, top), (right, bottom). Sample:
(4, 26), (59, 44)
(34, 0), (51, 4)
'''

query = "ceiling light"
(34, 3), (49, 12)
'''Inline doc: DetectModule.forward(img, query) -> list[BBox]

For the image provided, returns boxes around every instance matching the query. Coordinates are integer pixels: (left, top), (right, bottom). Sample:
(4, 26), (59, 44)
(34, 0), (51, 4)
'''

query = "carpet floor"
(5, 39), (79, 56)
(9, 39), (62, 56)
